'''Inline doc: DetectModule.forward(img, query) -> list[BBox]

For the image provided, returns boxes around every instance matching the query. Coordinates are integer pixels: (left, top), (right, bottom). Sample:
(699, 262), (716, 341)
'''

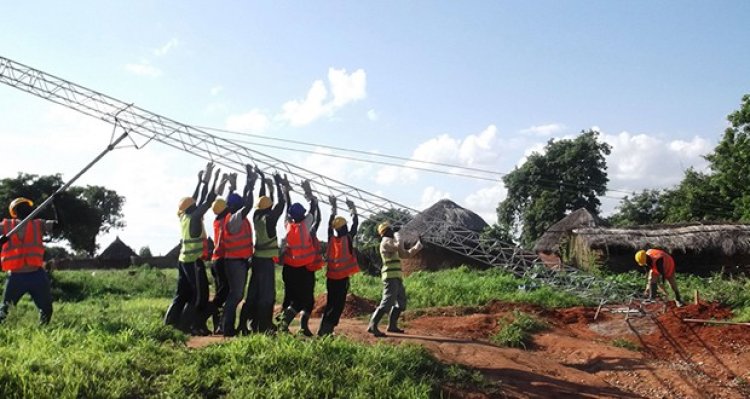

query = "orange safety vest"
(212, 218), (225, 260)
(282, 222), (316, 268)
(222, 214), (254, 259)
(306, 235), (325, 272)
(647, 249), (675, 278)
(326, 235), (360, 280)
(1, 219), (45, 272)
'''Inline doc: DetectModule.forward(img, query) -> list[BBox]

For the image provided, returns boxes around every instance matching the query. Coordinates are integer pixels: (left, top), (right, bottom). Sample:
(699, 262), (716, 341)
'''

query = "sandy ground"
(188, 296), (750, 399)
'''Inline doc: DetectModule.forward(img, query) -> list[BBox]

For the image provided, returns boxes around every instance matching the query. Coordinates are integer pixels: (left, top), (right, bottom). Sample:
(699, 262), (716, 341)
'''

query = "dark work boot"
(367, 308), (387, 337)
(277, 307), (297, 333)
(387, 308), (405, 333)
(298, 311), (314, 337)
(317, 321), (335, 337)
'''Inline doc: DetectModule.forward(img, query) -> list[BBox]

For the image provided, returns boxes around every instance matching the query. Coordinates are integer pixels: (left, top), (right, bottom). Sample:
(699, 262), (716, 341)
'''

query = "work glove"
(273, 173), (283, 185)
(328, 195), (337, 210)
(301, 180), (313, 200)
(345, 199), (356, 213)
(204, 162), (215, 183)
(246, 164), (257, 182)
(228, 173), (238, 192)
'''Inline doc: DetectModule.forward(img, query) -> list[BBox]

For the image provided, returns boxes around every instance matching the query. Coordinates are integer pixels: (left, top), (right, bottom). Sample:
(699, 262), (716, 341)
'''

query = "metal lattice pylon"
(0, 55), (633, 303)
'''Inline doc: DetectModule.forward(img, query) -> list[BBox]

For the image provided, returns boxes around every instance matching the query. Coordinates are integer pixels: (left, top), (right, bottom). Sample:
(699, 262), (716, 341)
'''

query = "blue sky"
(1, 1), (748, 254)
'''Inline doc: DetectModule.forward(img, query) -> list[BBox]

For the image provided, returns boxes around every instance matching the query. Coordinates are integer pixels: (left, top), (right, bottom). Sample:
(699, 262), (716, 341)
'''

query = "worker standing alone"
(0, 197), (59, 325)
(635, 248), (683, 307)
(318, 197), (360, 336)
(367, 222), (423, 337)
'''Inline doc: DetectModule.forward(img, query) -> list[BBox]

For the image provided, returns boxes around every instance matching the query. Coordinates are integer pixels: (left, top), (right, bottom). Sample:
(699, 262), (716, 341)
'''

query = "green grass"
(611, 338), (641, 351)
(490, 311), (548, 349)
(605, 271), (750, 321)
(0, 267), (489, 398)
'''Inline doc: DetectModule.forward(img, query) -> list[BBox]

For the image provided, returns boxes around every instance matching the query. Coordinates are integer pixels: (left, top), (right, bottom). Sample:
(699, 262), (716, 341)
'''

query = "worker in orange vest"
(209, 174), (231, 334)
(635, 248), (683, 307)
(212, 165), (257, 336)
(277, 179), (319, 335)
(164, 162), (216, 335)
(318, 197), (360, 336)
(0, 197), (59, 325)
(238, 168), (285, 334)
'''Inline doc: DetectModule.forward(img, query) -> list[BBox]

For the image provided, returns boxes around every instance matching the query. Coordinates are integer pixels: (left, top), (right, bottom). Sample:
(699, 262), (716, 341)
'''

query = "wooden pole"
(694, 290), (700, 305)
(682, 319), (750, 326)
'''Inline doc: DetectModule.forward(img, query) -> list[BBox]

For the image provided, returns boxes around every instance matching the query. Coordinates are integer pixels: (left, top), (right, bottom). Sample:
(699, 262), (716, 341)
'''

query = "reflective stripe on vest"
(223, 214), (254, 259)
(179, 214), (208, 263)
(253, 214), (279, 259)
(380, 252), (403, 280)
(306, 235), (325, 272)
(647, 249), (675, 278)
(1, 219), (45, 272)
(326, 235), (360, 279)
(212, 218), (225, 260)
(281, 222), (316, 267)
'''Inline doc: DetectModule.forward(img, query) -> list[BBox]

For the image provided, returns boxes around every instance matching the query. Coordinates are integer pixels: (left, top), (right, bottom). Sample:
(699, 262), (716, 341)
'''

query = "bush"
(490, 311), (548, 349)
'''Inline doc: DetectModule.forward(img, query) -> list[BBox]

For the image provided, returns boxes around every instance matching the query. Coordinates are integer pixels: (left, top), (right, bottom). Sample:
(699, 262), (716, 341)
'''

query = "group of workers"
(163, 162), (423, 337)
(0, 165), (683, 330)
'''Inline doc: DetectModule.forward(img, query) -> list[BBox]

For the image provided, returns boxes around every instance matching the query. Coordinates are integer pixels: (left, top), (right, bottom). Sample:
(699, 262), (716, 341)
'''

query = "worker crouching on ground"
(238, 168), (285, 334)
(277, 179), (319, 336)
(0, 197), (60, 325)
(367, 222), (423, 337)
(318, 197), (360, 336)
(165, 162), (217, 335)
(635, 248), (683, 307)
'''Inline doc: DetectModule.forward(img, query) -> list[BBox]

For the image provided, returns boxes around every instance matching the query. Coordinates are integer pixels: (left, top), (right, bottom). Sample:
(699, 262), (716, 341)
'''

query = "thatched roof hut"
(98, 236), (137, 260)
(533, 208), (603, 254)
(399, 199), (489, 272)
(536, 208), (750, 274)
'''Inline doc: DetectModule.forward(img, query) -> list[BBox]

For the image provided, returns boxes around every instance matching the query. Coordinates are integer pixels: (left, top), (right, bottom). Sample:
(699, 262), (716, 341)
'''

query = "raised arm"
(197, 162), (215, 205)
(241, 164), (257, 218)
(270, 173), (286, 222)
(327, 196), (337, 238)
(310, 196), (321, 234)
(346, 199), (358, 237)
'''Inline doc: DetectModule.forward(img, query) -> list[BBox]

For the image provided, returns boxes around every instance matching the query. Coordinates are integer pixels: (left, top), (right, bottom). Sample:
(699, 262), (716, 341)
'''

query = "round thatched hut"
(399, 199), (489, 273)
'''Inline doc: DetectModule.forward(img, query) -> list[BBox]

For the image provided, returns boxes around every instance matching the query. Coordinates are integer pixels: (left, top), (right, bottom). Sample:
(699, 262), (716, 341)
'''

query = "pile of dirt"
(638, 302), (750, 360)
(311, 293), (377, 318)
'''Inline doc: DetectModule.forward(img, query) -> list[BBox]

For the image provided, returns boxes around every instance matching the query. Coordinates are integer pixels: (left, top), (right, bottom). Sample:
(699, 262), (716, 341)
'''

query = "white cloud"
(602, 131), (712, 190)
(280, 68), (367, 127)
(124, 61), (162, 78)
(417, 186), (451, 210)
(367, 109), (378, 121)
(225, 109), (271, 132)
(520, 123), (566, 136)
(154, 38), (180, 56)
(328, 68), (366, 106)
(210, 85), (223, 96)
(464, 184), (506, 224)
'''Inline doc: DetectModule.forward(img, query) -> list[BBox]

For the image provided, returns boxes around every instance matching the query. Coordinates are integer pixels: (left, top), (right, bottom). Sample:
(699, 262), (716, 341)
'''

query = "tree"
(0, 173), (125, 255)
(608, 189), (665, 226)
(495, 130), (611, 248)
(138, 246), (153, 258)
(355, 208), (413, 248)
(703, 94), (750, 221)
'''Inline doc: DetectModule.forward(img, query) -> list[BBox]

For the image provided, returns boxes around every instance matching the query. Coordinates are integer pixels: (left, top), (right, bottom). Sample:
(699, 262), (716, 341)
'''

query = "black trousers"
(210, 259), (229, 311)
(321, 277), (349, 326)
(282, 265), (314, 313)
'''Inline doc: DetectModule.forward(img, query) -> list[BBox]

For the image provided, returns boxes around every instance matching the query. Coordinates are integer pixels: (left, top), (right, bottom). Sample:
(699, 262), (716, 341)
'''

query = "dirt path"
(188, 300), (750, 399)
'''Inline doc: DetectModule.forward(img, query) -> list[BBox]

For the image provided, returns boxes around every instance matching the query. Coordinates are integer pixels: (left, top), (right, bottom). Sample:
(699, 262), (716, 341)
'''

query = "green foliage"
(0, 268), (487, 399)
(356, 208), (413, 247)
(611, 338), (640, 351)
(494, 130), (611, 248)
(608, 189), (665, 226)
(490, 311), (548, 349)
(138, 246), (153, 258)
(0, 173), (125, 255)
(340, 266), (585, 309)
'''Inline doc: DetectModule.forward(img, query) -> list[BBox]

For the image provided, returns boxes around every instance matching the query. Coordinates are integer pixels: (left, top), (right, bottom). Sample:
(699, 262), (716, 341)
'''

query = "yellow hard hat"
(331, 216), (347, 230)
(377, 221), (390, 236)
(256, 196), (272, 210)
(9, 197), (33, 218)
(635, 250), (648, 266)
(212, 198), (227, 215)
(177, 197), (195, 216)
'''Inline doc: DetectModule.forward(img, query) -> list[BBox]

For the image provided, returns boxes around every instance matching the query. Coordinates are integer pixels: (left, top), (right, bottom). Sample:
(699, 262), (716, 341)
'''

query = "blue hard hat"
(288, 202), (306, 221)
(227, 193), (243, 209)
